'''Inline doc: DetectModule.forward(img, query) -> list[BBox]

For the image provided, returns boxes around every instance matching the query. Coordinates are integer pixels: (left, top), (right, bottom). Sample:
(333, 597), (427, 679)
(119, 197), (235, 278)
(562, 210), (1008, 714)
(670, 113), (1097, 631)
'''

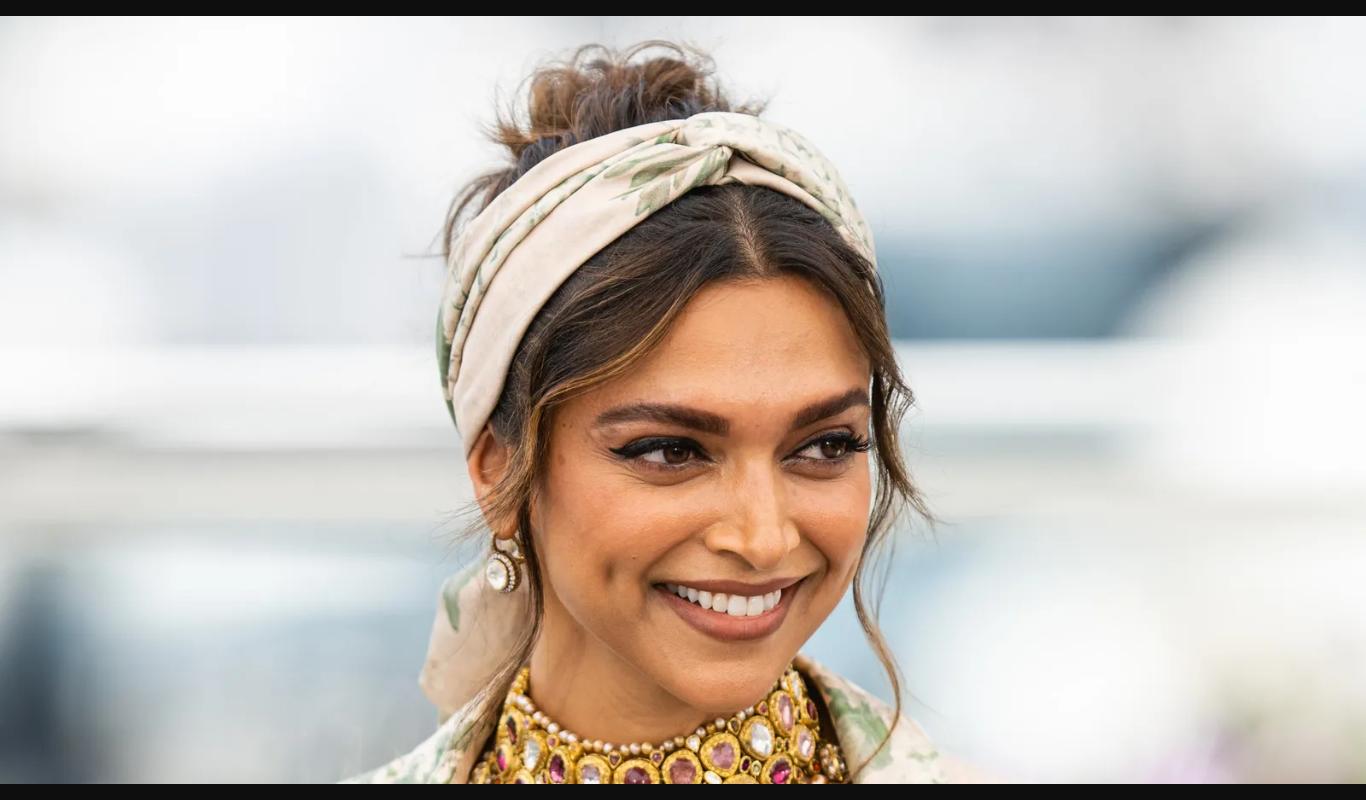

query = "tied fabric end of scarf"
(418, 557), (532, 724)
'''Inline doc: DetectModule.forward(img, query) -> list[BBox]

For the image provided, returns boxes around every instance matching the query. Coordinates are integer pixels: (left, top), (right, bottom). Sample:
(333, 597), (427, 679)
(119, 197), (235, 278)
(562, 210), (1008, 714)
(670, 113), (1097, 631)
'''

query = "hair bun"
(495, 39), (768, 173)
(446, 39), (770, 258)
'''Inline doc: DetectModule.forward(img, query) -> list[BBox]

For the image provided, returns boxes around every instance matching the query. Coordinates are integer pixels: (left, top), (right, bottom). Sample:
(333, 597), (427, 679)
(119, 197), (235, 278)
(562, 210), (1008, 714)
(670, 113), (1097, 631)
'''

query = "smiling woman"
(508, 275), (878, 734)
(339, 38), (995, 784)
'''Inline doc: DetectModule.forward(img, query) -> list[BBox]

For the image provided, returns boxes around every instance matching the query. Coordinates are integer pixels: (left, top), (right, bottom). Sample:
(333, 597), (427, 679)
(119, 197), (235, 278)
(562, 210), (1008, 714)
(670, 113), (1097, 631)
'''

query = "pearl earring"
(485, 530), (524, 593)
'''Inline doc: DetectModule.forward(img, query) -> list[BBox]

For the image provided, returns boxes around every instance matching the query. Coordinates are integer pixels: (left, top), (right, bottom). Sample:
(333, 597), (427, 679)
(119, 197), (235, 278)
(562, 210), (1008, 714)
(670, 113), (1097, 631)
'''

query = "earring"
(485, 529), (524, 593)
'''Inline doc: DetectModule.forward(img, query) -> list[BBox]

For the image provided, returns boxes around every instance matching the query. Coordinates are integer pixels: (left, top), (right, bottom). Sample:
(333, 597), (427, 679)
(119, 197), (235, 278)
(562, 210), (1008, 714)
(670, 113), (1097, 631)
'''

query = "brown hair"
(439, 38), (940, 782)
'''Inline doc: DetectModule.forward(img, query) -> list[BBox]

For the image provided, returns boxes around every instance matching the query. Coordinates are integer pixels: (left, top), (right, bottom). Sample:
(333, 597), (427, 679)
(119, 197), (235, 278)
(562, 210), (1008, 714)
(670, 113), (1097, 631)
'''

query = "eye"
(609, 437), (708, 472)
(791, 431), (872, 464)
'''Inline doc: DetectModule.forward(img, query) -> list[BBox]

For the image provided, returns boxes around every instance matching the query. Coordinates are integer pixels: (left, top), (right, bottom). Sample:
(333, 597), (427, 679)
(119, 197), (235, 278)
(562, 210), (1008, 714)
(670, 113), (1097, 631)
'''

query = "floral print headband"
(436, 110), (881, 458)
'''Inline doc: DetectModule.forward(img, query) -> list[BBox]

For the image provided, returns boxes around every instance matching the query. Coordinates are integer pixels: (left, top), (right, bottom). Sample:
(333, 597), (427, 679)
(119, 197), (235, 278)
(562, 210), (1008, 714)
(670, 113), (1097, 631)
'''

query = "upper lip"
(658, 576), (804, 596)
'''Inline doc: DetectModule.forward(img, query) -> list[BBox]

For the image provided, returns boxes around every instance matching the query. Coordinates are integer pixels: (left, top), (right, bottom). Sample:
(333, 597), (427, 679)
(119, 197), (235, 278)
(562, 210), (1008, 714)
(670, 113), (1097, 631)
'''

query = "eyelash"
(609, 431), (872, 474)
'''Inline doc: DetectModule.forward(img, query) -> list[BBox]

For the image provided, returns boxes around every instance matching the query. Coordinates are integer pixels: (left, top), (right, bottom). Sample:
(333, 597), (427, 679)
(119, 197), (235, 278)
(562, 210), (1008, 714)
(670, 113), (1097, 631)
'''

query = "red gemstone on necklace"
(548, 753), (566, 783)
(772, 757), (792, 784)
(624, 765), (651, 783)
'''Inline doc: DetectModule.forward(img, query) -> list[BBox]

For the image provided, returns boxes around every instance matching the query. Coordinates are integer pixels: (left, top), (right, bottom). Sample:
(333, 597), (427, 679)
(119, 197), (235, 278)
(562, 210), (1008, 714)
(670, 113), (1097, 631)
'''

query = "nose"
(701, 462), (801, 573)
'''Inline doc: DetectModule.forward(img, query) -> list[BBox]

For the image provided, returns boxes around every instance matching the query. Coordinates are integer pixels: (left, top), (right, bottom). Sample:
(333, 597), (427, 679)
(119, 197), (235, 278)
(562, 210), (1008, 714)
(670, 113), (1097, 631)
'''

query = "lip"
(653, 576), (805, 643)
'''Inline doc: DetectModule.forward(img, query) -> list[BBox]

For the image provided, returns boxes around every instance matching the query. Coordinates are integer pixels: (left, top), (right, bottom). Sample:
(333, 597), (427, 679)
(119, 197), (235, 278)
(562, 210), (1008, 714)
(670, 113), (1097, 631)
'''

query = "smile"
(652, 577), (805, 642)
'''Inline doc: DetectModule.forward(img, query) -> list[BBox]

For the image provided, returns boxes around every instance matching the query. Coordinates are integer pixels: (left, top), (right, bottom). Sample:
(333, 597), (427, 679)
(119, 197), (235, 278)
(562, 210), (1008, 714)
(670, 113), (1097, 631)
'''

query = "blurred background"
(2, 16), (1364, 783)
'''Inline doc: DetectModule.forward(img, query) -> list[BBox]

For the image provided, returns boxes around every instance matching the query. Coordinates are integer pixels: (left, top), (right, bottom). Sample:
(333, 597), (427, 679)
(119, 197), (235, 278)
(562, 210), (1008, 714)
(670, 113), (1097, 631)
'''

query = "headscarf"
(437, 110), (880, 459)
(423, 110), (881, 720)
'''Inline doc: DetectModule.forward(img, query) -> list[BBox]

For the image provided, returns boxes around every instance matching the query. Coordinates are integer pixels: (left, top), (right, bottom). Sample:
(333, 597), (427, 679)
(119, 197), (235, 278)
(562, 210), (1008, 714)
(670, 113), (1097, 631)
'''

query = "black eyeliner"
(609, 436), (705, 460)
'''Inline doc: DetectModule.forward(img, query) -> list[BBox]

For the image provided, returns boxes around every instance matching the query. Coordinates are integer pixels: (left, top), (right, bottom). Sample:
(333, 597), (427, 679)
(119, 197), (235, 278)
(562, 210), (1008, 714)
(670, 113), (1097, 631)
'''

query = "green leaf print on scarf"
(443, 587), (460, 635)
(441, 562), (476, 634)
(822, 684), (894, 771)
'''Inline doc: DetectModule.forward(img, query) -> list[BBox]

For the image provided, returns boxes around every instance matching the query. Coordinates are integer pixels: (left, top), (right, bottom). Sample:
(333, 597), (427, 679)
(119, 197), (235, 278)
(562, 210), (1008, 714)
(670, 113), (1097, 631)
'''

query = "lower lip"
(653, 579), (804, 642)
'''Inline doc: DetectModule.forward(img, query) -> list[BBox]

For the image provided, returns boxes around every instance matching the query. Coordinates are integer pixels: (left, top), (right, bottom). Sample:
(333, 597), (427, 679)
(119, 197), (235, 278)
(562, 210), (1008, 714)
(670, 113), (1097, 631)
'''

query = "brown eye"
(793, 432), (871, 463)
(638, 441), (700, 467)
(610, 437), (710, 472)
(818, 437), (849, 459)
(658, 444), (693, 465)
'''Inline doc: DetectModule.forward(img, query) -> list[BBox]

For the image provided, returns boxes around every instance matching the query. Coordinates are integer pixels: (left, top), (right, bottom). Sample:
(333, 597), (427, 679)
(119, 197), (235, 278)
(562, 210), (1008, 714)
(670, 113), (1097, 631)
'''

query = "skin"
(466, 273), (873, 748)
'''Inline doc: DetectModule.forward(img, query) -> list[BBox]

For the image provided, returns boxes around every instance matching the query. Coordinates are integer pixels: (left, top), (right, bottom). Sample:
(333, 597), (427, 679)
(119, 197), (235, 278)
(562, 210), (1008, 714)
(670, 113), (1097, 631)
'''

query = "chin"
(651, 649), (800, 716)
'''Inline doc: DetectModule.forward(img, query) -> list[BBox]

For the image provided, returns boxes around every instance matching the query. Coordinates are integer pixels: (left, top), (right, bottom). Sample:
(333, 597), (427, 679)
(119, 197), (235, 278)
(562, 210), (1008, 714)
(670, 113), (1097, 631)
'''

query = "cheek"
(537, 463), (692, 606)
(791, 469), (871, 589)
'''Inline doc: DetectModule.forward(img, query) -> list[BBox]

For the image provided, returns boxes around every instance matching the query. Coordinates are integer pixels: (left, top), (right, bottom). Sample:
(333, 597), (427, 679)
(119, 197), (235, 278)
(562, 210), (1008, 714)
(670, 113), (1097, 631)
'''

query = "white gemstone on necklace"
(749, 719), (773, 757)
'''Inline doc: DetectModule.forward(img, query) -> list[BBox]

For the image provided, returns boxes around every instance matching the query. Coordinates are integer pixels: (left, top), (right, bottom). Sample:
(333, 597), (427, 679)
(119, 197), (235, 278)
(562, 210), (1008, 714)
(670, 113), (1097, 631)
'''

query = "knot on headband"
(437, 110), (878, 458)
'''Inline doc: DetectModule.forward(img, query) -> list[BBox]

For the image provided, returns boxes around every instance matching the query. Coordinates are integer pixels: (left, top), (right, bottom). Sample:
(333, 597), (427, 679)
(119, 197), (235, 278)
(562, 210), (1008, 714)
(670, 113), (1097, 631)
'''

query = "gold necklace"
(469, 660), (848, 784)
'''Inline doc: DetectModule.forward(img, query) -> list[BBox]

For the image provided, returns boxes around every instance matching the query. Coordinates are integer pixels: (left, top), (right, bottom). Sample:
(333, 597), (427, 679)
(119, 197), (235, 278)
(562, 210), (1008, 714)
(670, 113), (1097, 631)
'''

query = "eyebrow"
(592, 387), (870, 436)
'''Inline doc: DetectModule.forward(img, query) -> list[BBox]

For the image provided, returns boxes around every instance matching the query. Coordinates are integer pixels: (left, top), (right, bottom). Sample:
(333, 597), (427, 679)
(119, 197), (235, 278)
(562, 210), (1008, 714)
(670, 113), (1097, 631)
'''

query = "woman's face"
(495, 274), (873, 716)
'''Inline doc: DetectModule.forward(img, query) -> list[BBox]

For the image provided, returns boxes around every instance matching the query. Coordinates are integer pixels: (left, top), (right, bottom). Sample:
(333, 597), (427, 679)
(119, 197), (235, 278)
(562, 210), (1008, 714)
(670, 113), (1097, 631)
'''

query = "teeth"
(663, 582), (784, 618)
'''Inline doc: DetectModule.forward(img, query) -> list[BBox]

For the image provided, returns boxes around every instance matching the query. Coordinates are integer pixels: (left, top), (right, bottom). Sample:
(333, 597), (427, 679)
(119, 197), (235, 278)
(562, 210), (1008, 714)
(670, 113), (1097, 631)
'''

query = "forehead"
(574, 275), (871, 417)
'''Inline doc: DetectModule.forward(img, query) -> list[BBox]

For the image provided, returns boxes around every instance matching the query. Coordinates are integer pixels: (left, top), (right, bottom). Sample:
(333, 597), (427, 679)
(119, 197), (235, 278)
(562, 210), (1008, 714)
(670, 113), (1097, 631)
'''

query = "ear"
(465, 423), (516, 540)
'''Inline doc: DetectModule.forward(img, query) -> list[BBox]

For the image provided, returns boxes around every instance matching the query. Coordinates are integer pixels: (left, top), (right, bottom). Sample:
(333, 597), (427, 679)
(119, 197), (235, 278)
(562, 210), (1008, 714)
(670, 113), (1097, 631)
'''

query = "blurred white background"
(1, 16), (1364, 783)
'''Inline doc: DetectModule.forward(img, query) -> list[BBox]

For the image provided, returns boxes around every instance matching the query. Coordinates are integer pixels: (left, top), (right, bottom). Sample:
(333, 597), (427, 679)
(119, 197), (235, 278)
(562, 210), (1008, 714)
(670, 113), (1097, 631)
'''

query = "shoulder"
(794, 652), (1001, 784)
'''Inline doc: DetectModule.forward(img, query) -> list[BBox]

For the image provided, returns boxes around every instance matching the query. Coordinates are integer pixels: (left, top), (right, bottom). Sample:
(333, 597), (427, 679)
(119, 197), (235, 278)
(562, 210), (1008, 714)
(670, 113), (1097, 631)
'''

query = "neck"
(526, 585), (743, 747)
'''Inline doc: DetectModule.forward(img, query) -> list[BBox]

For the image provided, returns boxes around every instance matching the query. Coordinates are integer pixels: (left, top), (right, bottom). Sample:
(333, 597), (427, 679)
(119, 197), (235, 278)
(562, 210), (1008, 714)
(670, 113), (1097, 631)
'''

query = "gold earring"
(485, 529), (524, 593)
